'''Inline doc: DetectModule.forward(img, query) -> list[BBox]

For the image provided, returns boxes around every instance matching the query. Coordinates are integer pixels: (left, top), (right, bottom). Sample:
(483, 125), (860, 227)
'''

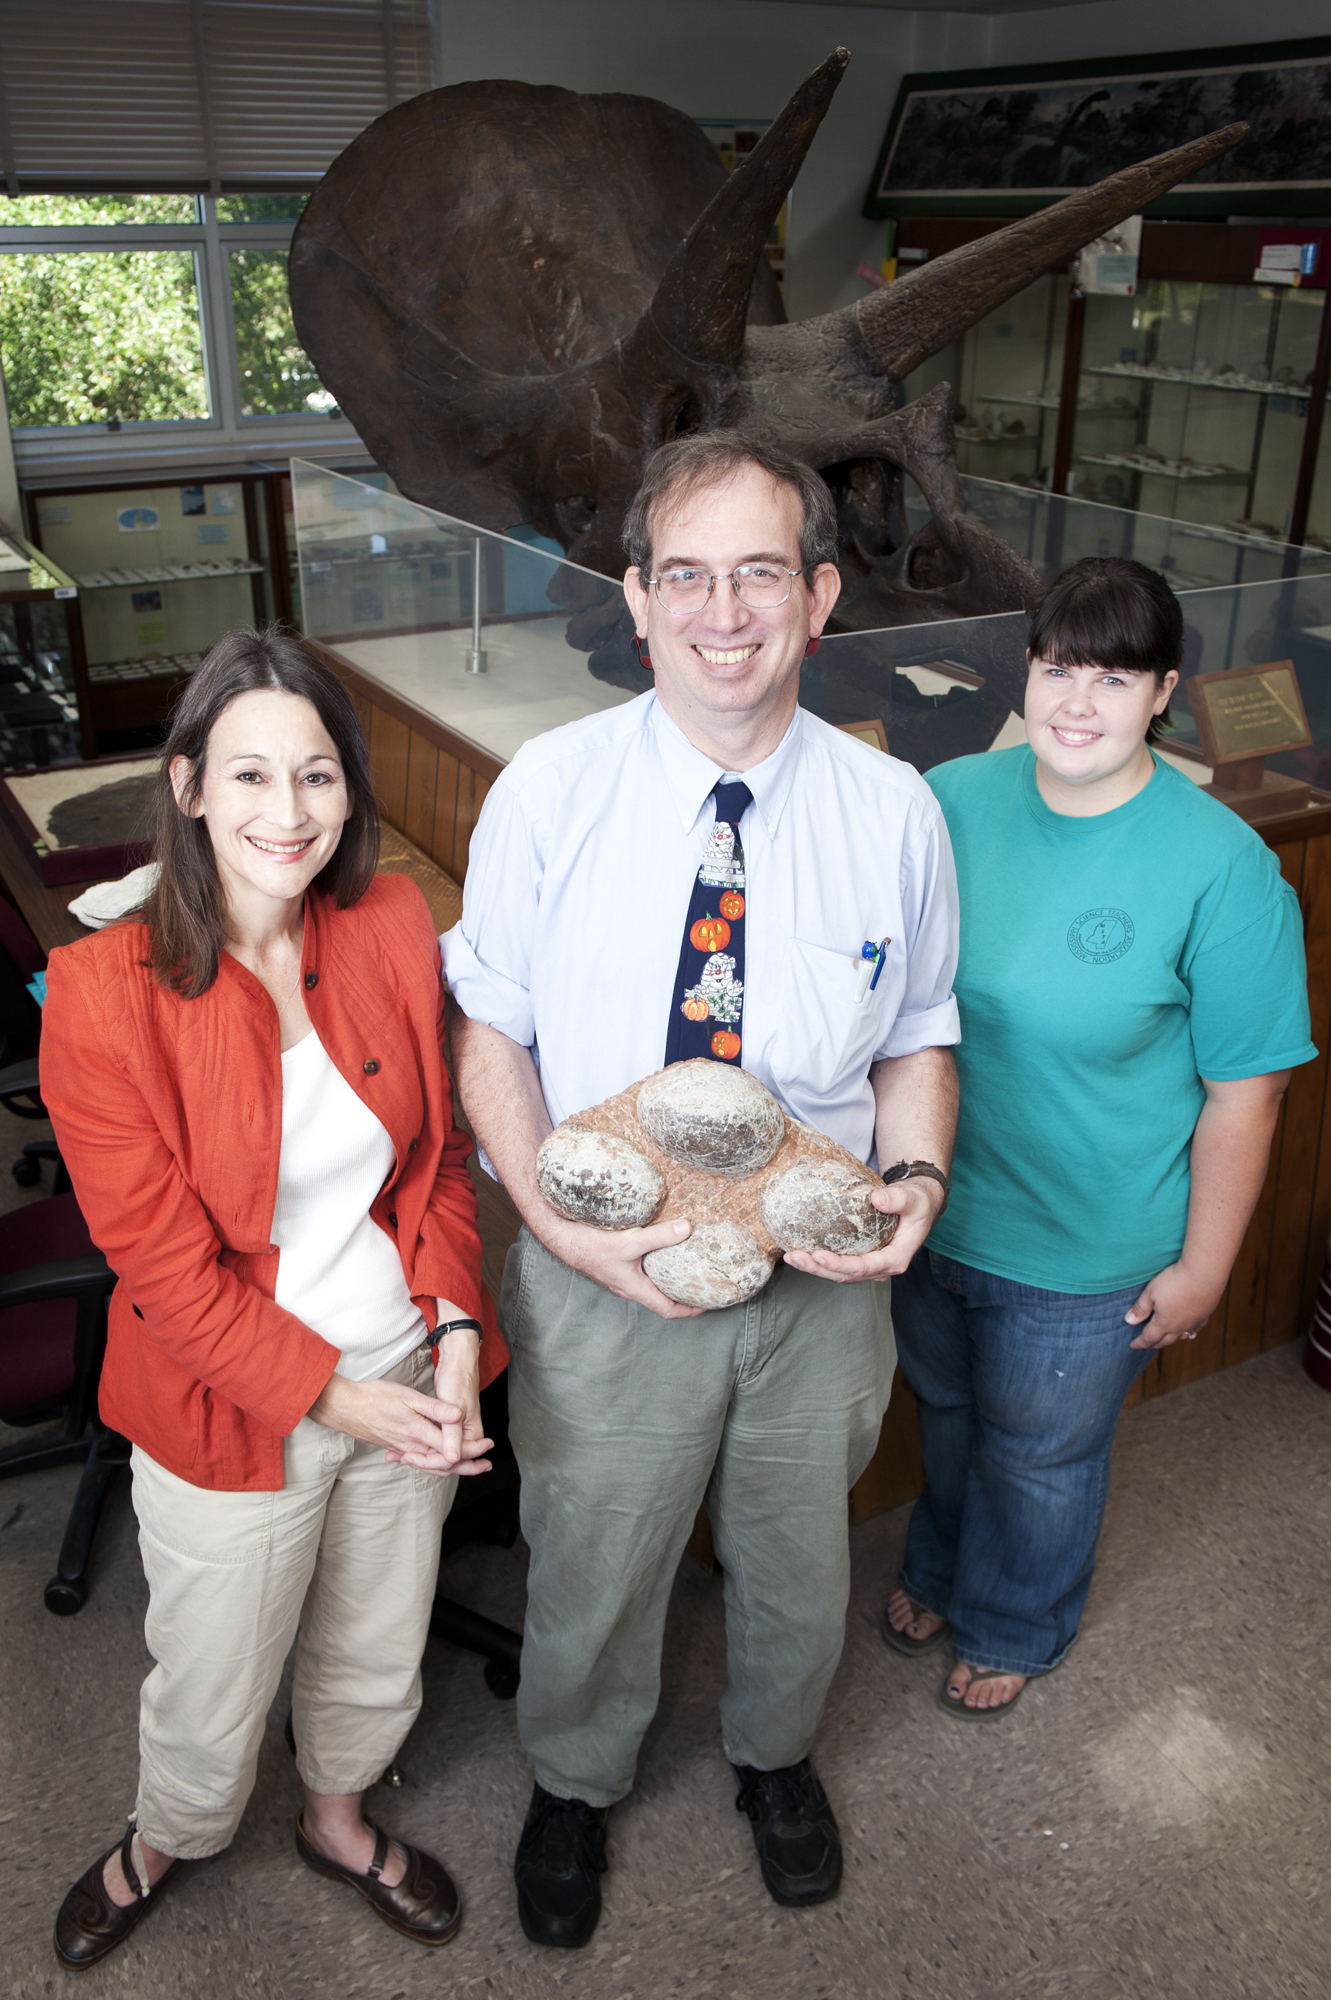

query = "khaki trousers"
(129, 1349), (452, 1859)
(502, 1229), (895, 1807)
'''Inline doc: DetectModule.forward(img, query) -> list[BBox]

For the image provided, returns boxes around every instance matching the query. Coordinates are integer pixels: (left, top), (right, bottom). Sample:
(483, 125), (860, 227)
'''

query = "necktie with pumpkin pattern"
(664, 779), (753, 1068)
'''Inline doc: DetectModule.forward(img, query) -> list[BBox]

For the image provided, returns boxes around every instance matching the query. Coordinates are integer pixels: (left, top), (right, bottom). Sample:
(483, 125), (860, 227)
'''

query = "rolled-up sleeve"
(878, 794), (961, 1059)
(440, 776), (540, 1047)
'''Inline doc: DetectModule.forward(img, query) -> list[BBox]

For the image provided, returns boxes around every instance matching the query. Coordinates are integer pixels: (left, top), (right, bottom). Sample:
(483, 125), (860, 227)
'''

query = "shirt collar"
(648, 694), (804, 839)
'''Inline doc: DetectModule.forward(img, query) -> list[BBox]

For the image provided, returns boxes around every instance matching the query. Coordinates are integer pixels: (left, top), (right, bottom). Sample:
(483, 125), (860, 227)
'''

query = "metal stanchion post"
(466, 535), (488, 673)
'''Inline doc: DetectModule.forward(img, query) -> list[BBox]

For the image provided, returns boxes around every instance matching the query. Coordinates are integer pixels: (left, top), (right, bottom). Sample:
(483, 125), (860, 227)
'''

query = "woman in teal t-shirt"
(883, 557), (1316, 1718)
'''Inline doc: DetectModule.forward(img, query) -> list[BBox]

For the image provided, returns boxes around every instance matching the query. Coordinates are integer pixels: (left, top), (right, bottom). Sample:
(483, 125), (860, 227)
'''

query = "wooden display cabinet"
(21, 466), (293, 746)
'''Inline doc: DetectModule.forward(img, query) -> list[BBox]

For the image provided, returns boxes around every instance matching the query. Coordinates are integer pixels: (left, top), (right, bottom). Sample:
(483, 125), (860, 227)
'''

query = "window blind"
(0, 0), (432, 193)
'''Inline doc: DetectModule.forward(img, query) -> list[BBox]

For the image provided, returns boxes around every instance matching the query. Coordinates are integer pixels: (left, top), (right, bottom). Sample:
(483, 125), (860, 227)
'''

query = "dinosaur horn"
(646, 46), (850, 365)
(849, 122), (1249, 382)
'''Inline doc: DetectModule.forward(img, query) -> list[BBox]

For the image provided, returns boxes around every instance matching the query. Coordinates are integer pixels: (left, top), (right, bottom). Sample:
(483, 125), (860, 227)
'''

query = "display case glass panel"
(905, 276), (1068, 492)
(943, 475), (1331, 593)
(0, 529), (86, 769)
(1070, 279), (1329, 545)
(292, 460), (634, 763)
(806, 565), (1331, 799)
(295, 465), (1331, 805)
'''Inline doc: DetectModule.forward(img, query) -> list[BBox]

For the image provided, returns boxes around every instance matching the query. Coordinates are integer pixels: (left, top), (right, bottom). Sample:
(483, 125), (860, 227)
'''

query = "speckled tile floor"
(2, 1126), (1328, 1998)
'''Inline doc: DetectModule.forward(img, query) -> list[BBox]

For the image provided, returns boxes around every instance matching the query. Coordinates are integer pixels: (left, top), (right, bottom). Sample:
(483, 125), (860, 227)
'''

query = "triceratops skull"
(290, 51), (1243, 651)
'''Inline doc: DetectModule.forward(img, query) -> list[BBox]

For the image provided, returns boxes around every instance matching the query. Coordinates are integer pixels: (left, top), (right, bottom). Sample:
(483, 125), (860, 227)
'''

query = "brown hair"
(141, 627), (379, 997)
(1028, 556), (1184, 747)
(622, 431), (839, 578)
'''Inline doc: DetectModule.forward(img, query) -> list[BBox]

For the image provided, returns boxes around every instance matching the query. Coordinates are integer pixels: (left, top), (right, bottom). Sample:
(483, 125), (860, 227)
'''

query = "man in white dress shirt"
(444, 434), (959, 1948)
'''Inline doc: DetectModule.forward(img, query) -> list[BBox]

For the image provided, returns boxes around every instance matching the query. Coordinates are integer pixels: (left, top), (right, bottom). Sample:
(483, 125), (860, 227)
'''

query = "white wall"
(988, 1), (1331, 68)
(433, 1), (1331, 320)
(432, 0), (951, 321)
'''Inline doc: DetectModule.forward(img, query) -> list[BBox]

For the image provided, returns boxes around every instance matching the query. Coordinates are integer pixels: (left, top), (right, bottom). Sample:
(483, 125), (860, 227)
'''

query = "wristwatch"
(881, 1159), (950, 1216)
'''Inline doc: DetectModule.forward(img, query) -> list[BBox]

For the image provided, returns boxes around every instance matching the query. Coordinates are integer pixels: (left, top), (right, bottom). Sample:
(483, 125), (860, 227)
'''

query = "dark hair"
(1028, 556), (1184, 746)
(622, 431), (839, 579)
(141, 627), (379, 997)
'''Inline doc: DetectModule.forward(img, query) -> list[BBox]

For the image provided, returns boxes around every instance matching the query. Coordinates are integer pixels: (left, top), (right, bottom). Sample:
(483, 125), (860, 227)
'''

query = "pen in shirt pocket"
(853, 937), (890, 1003)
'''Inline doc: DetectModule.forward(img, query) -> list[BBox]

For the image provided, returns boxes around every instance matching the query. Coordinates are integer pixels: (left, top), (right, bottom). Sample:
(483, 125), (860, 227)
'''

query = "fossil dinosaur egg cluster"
(536, 1061), (895, 1309)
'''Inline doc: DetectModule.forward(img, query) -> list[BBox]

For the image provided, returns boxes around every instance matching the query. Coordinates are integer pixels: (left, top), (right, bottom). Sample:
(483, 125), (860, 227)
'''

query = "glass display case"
(905, 275), (1068, 492)
(943, 475), (1331, 594)
(1070, 279), (1330, 546)
(291, 460), (635, 763)
(23, 467), (291, 743)
(806, 563), (1331, 803)
(0, 526), (90, 769)
(294, 462), (1331, 805)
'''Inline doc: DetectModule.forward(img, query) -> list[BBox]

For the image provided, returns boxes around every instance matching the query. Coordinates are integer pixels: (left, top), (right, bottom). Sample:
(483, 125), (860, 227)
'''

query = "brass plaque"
(1188, 661), (1311, 767)
(838, 716), (890, 754)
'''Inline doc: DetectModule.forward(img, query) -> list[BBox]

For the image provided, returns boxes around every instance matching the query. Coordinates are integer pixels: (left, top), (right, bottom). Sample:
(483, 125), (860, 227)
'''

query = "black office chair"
(430, 1368), (523, 1698)
(0, 896), (69, 1191)
(0, 1190), (123, 1613)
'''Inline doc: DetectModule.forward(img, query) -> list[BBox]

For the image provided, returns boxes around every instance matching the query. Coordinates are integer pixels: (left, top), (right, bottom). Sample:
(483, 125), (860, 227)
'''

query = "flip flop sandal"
(937, 1665), (1026, 1720)
(880, 1601), (952, 1658)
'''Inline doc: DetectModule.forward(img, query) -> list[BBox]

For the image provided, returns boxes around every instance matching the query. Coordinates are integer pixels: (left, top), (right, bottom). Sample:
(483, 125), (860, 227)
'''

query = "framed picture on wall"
(864, 34), (1331, 220)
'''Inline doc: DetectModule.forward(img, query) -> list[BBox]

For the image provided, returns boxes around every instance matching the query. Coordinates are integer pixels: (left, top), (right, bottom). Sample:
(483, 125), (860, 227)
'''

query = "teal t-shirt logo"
(1067, 907), (1135, 963)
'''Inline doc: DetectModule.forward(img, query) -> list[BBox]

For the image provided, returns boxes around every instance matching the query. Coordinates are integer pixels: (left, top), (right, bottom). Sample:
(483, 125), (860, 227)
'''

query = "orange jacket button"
(304, 971), (318, 989)
(363, 1059), (379, 1074)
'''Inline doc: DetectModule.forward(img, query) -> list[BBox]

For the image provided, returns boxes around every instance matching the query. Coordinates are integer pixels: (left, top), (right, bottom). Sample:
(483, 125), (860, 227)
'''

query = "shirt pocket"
(774, 935), (892, 1104)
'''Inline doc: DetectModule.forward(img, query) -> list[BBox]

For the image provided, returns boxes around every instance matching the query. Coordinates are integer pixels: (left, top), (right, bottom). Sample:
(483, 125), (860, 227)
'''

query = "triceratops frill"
(289, 51), (1243, 695)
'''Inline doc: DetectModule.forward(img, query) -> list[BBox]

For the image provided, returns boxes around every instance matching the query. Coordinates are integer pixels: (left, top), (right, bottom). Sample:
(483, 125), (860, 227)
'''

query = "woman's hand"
(309, 1369), (489, 1476)
(1124, 1261), (1226, 1350)
(419, 1324), (493, 1477)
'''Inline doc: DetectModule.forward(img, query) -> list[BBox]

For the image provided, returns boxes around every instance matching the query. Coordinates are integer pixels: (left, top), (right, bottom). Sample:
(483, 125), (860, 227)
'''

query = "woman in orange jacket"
(41, 629), (506, 1969)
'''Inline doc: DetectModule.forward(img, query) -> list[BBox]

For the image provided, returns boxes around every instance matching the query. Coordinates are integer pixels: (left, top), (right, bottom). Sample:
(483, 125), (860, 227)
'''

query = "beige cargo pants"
(129, 1348), (452, 1858)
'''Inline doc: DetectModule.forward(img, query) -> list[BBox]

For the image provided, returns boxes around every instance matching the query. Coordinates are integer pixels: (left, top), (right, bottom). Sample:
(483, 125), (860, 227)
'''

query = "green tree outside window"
(0, 251), (209, 427)
(230, 248), (331, 415)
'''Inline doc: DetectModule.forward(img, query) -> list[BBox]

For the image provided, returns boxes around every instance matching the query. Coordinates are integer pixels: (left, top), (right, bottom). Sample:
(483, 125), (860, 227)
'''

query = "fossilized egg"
(760, 1159), (897, 1256)
(642, 1220), (774, 1309)
(536, 1123), (665, 1229)
(636, 1061), (784, 1179)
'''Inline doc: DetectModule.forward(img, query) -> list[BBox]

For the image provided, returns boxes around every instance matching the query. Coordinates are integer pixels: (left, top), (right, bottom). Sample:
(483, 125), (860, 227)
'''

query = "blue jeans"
(892, 1250), (1155, 1678)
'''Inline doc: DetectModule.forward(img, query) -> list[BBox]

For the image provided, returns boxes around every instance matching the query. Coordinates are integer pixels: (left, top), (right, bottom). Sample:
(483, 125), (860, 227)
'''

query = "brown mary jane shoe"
(54, 1824), (178, 1969)
(295, 1811), (461, 1945)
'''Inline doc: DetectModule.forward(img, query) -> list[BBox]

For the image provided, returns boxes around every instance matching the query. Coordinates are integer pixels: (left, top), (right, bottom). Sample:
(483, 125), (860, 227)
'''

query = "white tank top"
(272, 1030), (425, 1382)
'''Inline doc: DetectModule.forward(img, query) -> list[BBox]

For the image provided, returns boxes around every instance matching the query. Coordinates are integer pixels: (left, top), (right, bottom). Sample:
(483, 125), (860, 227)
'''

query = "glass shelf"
(73, 559), (264, 590)
(86, 653), (203, 684)
(1075, 454), (1250, 483)
(1086, 362), (1325, 402)
(977, 391), (1144, 418)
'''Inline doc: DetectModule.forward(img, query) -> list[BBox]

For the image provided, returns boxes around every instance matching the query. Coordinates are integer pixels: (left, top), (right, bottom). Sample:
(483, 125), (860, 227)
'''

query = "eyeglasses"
(645, 562), (808, 614)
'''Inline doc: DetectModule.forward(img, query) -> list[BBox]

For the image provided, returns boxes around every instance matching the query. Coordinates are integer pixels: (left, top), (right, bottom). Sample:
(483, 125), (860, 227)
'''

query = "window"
(0, 191), (349, 452)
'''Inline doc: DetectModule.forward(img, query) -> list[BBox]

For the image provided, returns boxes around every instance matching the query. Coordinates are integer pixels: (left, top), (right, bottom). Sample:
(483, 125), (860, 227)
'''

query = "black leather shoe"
(54, 1824), (178, 1968)
(513, 1783), (609, 1948)
(732, 1757), (842, 1907)
(295, 1812), (461, 1945)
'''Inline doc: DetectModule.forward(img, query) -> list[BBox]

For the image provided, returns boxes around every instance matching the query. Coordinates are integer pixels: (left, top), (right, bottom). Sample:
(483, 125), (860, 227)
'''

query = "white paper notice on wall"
(1254, 242), (1317, 286)
(1077, 215), (1141, 296)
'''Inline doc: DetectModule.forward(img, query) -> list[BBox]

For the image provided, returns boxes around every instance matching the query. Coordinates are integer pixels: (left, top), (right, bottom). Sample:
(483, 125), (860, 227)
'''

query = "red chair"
(0, 1191), (121, 1613)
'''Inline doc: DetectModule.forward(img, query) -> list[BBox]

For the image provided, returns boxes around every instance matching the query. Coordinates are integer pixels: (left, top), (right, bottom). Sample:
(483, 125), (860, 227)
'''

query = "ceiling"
(758, 2), (1090, 12)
